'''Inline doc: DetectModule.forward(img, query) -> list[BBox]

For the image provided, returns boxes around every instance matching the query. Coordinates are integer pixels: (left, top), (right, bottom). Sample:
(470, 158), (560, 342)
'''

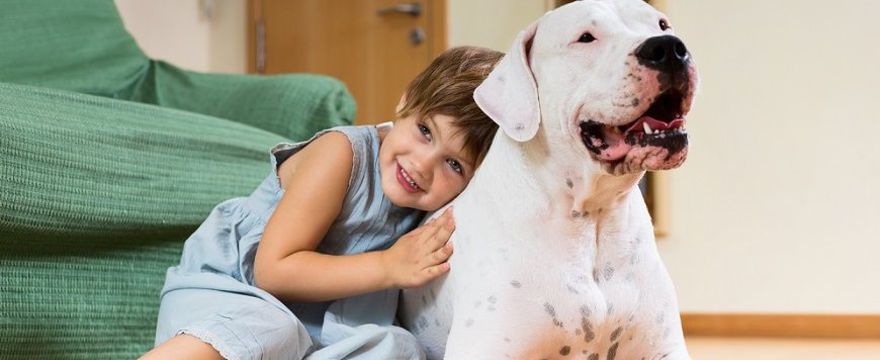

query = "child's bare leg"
(140, 334), (223, 360)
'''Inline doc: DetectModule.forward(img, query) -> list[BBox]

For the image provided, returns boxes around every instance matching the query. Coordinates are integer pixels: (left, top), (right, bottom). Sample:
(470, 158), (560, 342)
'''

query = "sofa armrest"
(127, 61), (356, 140)
(0, 82), (286, 240)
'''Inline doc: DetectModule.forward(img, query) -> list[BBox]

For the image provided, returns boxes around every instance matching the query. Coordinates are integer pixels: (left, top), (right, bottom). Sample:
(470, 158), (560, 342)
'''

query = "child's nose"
(413, 151), (441, 182)
(411, 158), (431, 183)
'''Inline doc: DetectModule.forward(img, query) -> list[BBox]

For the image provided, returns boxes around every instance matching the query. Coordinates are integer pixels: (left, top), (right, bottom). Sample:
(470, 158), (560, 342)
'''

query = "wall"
(657, 0), (880, 313)
(448, 0), (551, 51)
(114, 0), (246, 73)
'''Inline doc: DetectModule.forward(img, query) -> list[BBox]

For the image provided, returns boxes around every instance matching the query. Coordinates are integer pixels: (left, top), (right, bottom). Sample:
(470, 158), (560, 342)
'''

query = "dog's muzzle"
(580, 35), (694, 174)
(579, 90), (687, 162)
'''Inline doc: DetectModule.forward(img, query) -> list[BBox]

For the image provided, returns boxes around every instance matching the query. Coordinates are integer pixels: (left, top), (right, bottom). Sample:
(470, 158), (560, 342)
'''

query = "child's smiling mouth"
(396, 162), (423, 193)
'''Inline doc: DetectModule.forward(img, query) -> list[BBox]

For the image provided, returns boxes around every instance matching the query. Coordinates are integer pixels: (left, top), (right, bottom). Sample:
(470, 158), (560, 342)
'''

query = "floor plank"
(686, 337), (880, 359)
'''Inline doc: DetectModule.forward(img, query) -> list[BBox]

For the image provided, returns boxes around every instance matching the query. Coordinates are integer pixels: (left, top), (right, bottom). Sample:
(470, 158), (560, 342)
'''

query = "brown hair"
(398, 46), (504, 166)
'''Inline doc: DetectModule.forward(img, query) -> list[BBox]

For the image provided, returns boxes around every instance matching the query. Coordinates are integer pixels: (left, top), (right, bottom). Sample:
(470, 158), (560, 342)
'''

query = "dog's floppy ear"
(474, 21), (540, 142)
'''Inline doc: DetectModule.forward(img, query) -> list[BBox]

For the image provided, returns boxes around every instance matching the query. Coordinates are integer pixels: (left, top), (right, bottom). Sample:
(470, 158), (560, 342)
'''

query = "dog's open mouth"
(580, 89), (689, 172)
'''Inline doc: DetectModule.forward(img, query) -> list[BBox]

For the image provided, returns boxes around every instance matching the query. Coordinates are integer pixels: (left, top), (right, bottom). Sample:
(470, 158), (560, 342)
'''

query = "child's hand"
(381, 208), (455, 288)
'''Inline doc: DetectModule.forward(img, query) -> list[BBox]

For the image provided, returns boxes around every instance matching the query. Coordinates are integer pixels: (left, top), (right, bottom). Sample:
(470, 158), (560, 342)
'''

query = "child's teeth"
(402, 168), (419, 189)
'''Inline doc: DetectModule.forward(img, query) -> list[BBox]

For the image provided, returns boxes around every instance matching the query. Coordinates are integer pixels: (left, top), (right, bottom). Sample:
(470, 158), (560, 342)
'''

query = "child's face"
(378, 113), (476, 211)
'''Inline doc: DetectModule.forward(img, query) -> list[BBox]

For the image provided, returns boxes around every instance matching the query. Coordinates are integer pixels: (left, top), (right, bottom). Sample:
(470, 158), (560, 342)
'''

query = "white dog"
(400, 0), (698, 359)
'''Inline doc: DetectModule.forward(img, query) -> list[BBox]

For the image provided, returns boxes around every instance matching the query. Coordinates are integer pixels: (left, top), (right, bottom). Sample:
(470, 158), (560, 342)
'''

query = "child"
(142, 46), (503, 360)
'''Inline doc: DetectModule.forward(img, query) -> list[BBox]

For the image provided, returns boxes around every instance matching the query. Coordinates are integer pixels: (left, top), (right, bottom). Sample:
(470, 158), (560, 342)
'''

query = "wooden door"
(248, 0), (447, 125)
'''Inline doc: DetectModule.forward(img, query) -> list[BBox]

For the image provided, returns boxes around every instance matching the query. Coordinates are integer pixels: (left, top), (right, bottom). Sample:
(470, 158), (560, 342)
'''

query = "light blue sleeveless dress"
(155, 125), (427, 360)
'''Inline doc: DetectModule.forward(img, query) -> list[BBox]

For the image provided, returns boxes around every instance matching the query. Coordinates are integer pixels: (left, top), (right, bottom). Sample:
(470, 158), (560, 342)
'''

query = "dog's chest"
(446, 267), (664, 360)
(443, 206), (666, 357)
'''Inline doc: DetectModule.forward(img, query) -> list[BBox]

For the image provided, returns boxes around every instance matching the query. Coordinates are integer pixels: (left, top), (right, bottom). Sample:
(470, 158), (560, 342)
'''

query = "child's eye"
(417, 123), (432, 141)
(447, 159), (464, 175)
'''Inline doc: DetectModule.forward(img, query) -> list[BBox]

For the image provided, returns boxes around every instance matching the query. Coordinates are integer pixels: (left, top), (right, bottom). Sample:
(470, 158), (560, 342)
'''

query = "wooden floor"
(686, 337), (880, 359)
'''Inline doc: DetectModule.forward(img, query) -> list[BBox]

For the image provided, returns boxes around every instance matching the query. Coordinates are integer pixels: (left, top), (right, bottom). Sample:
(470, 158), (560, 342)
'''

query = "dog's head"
(475, 0), (698, 176)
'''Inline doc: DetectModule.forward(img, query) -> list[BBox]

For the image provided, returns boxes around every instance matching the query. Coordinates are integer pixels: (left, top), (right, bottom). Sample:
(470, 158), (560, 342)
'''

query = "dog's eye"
(577, 32), (596, 43)
(659, 19), (670, 31)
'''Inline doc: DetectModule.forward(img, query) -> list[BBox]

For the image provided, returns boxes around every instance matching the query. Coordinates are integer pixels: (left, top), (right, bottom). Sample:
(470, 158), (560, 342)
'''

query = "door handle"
(377, 3), (421, 17)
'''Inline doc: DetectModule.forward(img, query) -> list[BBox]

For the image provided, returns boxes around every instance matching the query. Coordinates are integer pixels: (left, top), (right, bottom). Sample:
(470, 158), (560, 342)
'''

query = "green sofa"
(0, 1), (356, 358)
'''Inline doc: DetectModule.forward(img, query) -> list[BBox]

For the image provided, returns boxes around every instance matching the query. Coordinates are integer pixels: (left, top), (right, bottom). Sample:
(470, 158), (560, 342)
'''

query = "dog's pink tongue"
(598, 127), (630, 161)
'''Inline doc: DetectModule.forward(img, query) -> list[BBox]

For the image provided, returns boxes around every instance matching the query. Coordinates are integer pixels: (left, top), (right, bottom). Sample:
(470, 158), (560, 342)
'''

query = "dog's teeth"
(643, 122), (653, 134)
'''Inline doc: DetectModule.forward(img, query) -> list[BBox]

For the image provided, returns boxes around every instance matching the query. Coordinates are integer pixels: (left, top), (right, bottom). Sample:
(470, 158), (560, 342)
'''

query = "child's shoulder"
(277, 125), (374, 161)
(322, 125), (383, 162)
(309, 130), (354, 153)
(328, 124), (379, 144)
(275, 125), (380, 191)
(276, 131), (354, 190)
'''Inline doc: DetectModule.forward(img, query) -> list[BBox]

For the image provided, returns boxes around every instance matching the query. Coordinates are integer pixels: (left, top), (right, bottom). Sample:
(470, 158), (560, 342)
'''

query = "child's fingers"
(418, 220), (442, 241)
(442, 208), (455, 229)
(430, 242), (454, 264)
(444, 212), (455, 228)
(430, 218), (455, 248)
(425, 207), (452, 225)
(440, 207), (454, 223)
(422, 262), (450, 280)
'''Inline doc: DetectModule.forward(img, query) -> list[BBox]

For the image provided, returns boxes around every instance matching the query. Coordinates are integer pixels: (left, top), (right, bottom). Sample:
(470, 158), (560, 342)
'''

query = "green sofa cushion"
(0, 82), (344, 358)
(0, 0), (149, 98)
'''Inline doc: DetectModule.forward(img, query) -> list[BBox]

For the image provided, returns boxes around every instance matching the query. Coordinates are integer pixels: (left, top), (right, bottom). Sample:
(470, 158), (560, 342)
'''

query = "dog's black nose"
(635, 35), (689, 73)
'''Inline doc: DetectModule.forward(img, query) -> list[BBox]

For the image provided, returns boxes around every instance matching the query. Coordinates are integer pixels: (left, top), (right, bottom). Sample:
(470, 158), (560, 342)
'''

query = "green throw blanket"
(0, 81), (353, 358)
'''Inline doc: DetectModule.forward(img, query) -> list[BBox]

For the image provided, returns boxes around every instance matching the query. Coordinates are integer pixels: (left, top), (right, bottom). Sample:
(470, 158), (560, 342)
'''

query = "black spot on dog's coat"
(560, 345), (571, 356)
(607, 342), (619, 360)
(610, 326), (623, 342)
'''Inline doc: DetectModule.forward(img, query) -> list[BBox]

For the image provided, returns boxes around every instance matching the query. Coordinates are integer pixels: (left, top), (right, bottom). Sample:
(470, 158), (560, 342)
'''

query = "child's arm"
(254, 132), (454, 303)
